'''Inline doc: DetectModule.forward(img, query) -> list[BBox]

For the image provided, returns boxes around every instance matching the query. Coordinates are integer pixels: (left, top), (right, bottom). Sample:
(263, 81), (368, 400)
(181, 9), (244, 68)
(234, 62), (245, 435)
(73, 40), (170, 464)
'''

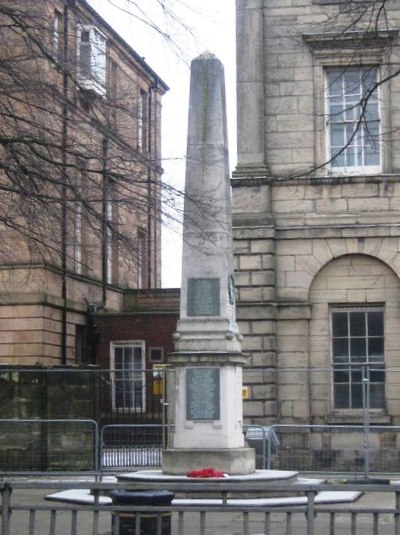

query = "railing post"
(262, 427), (266, 470)
(267, 426), (273, 470)
(362, 365), (370, 480)
(306, 490), (316, 535)
(1, 483), (12, 535)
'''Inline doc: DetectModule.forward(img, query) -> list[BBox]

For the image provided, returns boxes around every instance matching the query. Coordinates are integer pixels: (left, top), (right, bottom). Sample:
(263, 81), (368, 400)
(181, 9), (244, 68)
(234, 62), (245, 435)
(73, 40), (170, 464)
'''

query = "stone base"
(162, 447), (255, 475)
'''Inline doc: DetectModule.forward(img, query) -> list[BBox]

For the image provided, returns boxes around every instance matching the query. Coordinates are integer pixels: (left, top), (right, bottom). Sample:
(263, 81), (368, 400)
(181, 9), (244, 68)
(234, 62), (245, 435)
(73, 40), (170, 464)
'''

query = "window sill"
(327, 411), (391, 425)
(78, 78), (106, 97)
(327, 166), (382, 176)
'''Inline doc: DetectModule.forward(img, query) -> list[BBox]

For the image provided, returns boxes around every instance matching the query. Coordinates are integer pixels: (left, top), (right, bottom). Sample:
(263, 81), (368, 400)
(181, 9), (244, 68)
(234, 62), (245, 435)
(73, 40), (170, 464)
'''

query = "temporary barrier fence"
(1, 365), (400, 476)
(2, 420), (400, 476)
(0, 419), (99, 474)
(100, 424), (165, 469)
(267, 424), (400, 476)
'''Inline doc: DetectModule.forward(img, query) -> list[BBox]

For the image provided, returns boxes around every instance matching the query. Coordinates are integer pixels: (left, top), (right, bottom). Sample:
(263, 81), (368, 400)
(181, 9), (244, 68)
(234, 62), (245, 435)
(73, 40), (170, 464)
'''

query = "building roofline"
(77, 0), (169, 92)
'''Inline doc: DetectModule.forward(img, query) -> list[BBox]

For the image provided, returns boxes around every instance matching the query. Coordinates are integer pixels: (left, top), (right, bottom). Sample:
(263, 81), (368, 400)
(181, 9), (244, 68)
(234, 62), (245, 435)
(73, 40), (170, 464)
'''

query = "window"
(53, 11), (63, 59)
(326, 67), (380, 173)
(109, 60), (118, 128)
(104, 178), (113, 284)
(137, 228), (148, 289)
(138, 90), (148, 152)
(77, 25), (107, 95)
(331, 308), (385, 409)
(75, 325), (84, 364)
(73, 168), (83, 274)
(111, 342), (145, 411)
(313, 0), (369, 3)
(149, 347), (163, 362)
(73, 158), (89, 275)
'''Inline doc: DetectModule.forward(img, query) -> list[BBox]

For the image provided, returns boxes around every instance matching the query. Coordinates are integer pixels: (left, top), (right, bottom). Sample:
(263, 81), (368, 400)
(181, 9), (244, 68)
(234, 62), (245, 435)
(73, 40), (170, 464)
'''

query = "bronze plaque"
(187, 278), (220, 316)
(186, 367), (220, 421)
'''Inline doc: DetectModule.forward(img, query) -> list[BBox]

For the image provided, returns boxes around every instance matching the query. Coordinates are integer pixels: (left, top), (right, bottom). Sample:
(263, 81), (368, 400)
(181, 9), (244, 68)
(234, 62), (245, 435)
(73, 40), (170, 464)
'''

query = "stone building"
(233, 0), (400, 436)
(0, 0), (168, 365)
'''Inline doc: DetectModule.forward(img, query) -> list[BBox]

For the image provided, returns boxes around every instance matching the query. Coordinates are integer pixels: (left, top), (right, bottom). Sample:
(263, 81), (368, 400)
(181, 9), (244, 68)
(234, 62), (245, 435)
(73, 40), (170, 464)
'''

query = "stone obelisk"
(162, 52), (255, 475)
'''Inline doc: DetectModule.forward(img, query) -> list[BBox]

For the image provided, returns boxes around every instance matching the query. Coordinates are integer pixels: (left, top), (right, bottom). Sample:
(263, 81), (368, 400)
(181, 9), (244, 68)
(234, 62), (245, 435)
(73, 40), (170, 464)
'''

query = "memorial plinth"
(162, 52), (255, 475)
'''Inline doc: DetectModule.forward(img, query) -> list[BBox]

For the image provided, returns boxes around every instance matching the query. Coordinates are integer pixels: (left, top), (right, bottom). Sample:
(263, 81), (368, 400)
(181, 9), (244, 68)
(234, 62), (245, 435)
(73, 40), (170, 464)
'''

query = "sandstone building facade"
(0, 0), (168, 365)
(233, 0), (400, 430)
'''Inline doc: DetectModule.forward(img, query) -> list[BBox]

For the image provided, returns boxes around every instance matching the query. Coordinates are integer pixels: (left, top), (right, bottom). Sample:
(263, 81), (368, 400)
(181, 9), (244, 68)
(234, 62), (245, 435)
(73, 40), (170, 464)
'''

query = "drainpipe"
(101, 137), (109, 305)
(60, 1), (70, 365)
(147, 82), (158, 288)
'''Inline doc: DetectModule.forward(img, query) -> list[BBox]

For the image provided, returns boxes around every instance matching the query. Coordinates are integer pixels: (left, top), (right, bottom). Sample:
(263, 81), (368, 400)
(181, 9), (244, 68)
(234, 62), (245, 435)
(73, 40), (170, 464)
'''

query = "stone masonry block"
(239, 255), (263, 270)
(250, 352), (277, 367)
(251, 270), (275, 286)
(285, 270), (313, 289)
(316, 198), (348, 212)
(348, 198), (389, 211)
(278, 255), (295, 272)
(253, 384), (277, 399)
(238, 287), (264, 302)
(235, 271), (251, 286)
(250, 240), (275, 254)
(242, 334), (265, 351)
(263, 401), (277, 417)
(261, 288), (277, 301)
(273, 198), (315, 213)
(277, 319), (307, 336)
(252, 320), (276, 335)
(278, 241), (313, 255)
(243, 401), (265, 418)
(295, 254), (322, 274)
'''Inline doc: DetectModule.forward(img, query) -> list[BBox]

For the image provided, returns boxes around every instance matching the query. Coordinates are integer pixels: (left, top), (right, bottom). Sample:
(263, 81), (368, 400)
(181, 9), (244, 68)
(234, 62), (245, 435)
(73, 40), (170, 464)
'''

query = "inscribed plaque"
(187, 278), (220, 316)
(186, 367), (220, 421)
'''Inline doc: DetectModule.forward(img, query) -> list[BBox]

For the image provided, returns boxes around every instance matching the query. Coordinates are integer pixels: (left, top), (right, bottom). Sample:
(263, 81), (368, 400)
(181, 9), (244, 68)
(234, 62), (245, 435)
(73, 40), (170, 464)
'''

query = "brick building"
(0, 0), (168, 365)
(233, 0), (400, 436)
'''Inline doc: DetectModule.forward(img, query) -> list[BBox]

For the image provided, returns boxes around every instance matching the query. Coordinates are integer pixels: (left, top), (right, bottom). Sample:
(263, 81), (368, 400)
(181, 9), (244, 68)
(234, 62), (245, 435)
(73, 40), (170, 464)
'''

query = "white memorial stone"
(163, 52), (255, 475)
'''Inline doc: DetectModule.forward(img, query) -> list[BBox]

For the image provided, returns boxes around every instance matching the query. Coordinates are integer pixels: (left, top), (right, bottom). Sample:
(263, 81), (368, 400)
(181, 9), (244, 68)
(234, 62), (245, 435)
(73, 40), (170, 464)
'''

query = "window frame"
(52, 10), (63, 60)
(312, 0), (374, 4)
(138, 89), (149, 152)
(304, 34), (392, 176)
(137, 228), (148, 289)
(330, 306), (385, 411)
(73, 166), (83, 274)
(325, 66), (381, 175)
(77, 24), (107, 96)
(149, 347), (164, 363)
(110, 341), (146, 412)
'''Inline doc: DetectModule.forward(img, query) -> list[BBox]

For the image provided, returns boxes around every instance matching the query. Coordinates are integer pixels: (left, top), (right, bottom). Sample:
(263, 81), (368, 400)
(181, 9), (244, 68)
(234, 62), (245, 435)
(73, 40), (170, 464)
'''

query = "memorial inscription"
(186, 367), (220, 421)
(187, 278), (220, 316)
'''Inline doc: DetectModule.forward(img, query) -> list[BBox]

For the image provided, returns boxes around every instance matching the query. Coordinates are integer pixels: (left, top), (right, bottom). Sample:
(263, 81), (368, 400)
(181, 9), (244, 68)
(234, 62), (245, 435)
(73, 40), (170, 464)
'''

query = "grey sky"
(88, 0), (236, 287)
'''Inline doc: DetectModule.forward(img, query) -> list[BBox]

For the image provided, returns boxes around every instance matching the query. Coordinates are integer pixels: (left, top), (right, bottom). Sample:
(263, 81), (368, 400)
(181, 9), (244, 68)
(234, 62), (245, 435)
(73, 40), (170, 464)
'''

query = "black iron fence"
(0, 366), (168, 425)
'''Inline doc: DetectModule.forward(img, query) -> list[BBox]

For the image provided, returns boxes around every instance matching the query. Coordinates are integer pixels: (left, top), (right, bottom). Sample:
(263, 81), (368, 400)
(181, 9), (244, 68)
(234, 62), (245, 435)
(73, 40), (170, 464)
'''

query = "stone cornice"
(303, 28), (398, 50)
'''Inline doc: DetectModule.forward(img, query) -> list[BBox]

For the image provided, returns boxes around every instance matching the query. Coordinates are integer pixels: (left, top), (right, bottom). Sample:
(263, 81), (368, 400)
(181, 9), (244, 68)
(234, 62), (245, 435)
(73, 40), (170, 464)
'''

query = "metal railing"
(2, 365), (400, 476)
(2, 419), (400, 476)
(2, 479), (400, 535)
(0, 419), (99, 474)
(0, 420), (168, 475)
(266, 424), (400, 476)
(100, 424), (164, 469)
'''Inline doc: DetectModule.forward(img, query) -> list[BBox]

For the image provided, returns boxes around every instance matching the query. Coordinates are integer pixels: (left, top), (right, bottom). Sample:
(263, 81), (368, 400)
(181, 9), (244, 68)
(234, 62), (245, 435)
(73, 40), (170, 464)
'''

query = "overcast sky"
(87, 0), (236, 288)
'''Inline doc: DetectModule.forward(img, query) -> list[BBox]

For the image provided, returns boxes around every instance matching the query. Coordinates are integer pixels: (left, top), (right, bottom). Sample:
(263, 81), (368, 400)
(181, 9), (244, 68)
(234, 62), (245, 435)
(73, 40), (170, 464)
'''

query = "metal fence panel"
(100, 424), (163, 469)
(268, 424), (400, 475)
(0, 419), (98, 473)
